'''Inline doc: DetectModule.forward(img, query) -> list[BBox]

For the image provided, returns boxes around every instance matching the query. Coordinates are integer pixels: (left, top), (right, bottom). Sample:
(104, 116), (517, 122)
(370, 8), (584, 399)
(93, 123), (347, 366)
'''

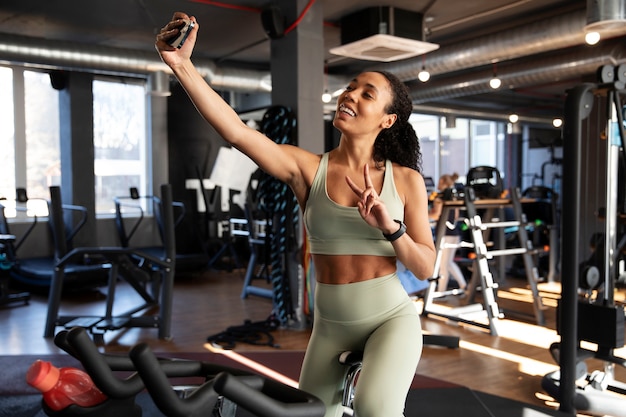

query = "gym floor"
(1, 266), (624, 416)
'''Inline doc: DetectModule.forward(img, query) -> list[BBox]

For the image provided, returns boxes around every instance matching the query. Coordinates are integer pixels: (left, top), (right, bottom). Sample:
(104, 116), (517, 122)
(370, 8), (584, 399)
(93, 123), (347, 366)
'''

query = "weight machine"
(542, 65), (626, 416)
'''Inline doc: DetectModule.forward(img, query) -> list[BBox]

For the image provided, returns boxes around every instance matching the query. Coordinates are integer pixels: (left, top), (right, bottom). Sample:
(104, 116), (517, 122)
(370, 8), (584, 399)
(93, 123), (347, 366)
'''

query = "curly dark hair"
(372, 71), (423, 173)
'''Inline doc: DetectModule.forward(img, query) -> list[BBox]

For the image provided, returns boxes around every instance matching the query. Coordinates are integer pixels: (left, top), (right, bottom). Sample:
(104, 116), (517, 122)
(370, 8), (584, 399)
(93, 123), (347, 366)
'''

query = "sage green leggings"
(298, 273), (423, 417)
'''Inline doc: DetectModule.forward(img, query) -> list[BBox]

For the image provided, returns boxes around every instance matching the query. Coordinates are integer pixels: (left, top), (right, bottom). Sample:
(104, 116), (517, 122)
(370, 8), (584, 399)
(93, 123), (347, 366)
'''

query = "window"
(24, 70), (61, 199)
(470, 120), (507, 184)
(0, 67), (15, 200)
(2, 66), (150, 219)
(411, 114), (508, 187)
(93, 78), (149, 215)
(0, 68), (59, 217)
(409, 113), (439, 180)
(470, 120), (498, 167)
(440, 117), (469, 183)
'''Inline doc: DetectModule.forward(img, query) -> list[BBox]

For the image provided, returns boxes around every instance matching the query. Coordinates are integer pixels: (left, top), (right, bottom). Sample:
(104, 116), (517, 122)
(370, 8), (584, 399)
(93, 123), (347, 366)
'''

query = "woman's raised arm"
(155, 12), (306, 188)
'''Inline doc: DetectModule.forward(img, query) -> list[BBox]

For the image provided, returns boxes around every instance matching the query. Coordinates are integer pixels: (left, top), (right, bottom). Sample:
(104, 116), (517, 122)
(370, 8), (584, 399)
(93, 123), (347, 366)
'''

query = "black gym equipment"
(521, 185), (559, 282)
(465, 166), (504, 199)
(0, 191), (110, 293)
(114, 187), (209, 273)
(0, 191), (31, 305)
(44, 184), (177, 342)
(542, 67), (626, 416)
(0, 233), (30, 306)
(49, 327), (325, 417)
(240, 169), (273, 300)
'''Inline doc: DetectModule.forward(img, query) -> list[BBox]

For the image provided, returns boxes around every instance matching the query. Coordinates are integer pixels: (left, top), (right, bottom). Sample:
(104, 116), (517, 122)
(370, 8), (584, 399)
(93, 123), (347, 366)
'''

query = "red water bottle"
(26, 359), (108, 411)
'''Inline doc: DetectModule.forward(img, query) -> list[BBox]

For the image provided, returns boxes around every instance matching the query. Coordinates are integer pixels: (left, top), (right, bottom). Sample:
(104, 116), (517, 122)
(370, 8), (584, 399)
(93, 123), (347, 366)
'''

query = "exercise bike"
(48, 327), (325, 417)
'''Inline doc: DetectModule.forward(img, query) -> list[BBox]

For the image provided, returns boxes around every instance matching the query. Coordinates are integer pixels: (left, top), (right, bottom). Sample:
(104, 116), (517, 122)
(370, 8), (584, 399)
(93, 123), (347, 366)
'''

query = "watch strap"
(383, 220), (406, 242)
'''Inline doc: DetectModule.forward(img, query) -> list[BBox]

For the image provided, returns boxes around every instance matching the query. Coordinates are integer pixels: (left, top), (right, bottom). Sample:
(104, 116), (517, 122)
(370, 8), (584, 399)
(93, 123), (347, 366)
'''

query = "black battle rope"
(257, 106), (299, 326)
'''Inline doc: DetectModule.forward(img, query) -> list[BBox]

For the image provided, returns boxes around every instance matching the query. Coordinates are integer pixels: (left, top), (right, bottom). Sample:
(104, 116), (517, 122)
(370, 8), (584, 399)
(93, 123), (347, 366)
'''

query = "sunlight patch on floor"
(497, 288), (559, 308)
(204, 342), (299, 388)
(414, 298), (560, 352)
(494, 319), (559, 349)
(458, 339), (559, 376)
(536, 281), (562, 294)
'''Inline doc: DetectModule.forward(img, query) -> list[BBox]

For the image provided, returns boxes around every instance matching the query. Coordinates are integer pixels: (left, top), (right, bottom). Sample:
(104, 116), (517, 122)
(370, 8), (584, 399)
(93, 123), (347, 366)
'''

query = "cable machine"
(542, 65), (626, 416)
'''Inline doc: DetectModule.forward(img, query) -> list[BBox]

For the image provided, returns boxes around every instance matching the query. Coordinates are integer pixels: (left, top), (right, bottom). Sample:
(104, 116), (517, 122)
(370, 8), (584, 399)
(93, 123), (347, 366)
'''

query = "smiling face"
(333, 72), (397, 139)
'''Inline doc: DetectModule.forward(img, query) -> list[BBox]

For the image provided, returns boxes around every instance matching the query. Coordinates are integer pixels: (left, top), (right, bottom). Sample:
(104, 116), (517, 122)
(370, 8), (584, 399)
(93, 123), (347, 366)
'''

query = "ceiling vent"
(329, 7), (439, 62)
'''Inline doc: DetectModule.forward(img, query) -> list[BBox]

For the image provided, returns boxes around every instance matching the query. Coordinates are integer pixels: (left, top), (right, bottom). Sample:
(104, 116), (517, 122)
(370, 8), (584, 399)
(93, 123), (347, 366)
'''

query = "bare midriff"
(312, 254), (397, 284)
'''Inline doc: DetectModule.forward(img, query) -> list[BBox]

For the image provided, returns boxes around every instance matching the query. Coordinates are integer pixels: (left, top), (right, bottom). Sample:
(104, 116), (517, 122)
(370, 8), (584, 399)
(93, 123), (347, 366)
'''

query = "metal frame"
(44, 184), (176, 342)
(422, 186), (547, 335)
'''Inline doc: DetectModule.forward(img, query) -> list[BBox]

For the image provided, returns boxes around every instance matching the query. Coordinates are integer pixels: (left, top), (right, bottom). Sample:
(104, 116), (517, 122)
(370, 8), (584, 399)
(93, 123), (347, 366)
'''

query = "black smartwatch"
(383, 220), (406, 242)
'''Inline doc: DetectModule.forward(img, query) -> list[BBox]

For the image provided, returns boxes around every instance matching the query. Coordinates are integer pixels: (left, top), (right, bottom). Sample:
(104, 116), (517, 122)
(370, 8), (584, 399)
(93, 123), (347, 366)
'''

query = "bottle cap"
(26, 360), (61, 392)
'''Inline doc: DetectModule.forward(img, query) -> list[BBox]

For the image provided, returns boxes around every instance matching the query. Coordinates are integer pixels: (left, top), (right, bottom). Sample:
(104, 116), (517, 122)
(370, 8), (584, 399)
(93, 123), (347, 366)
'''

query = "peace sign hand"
(345, 164), (392, 231)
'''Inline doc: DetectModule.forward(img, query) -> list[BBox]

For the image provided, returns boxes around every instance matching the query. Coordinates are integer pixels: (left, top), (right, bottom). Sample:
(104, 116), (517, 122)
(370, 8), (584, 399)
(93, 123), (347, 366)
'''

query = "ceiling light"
(417, 55), (430, 82)
(489, 63), (501, 89)
(552, 118), (563, 128)
(508, 114), (519, 123)
(322, 90), (332, 103)
(585, 31), (601, 45)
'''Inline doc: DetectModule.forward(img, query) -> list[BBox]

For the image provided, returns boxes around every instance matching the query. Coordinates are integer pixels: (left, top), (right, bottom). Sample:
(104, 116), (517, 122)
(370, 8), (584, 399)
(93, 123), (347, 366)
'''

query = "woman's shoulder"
(281, 144), (322, 165)
(280, 145), (323, 184)
(390, 162), (427, 199)
(390, 162), (425, 182)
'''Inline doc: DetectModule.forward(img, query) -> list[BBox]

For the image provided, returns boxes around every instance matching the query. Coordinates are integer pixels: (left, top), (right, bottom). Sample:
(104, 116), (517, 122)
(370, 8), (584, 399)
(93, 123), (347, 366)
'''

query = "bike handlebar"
(54, 327), (325, 417)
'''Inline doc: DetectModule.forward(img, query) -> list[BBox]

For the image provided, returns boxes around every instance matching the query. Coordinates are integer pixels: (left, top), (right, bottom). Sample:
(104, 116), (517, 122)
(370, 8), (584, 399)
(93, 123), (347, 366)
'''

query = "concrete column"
(149, 90), (169, 193)
(270, 0), (324, 154)
(59, 71), (97, 246)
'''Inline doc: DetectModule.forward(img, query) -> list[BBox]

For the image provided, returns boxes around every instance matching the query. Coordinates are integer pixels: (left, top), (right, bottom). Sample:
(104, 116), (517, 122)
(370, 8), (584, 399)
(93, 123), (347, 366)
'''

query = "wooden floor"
(1, 265), (624, 416)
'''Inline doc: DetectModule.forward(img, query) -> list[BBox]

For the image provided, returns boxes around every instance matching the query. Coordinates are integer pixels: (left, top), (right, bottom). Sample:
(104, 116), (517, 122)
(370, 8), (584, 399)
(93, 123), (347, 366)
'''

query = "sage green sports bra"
(304, 152), (404, 256)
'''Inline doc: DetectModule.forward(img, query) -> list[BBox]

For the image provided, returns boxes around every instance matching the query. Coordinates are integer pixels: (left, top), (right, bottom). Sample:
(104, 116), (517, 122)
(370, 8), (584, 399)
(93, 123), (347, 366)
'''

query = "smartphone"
(167, 19), (195, 49)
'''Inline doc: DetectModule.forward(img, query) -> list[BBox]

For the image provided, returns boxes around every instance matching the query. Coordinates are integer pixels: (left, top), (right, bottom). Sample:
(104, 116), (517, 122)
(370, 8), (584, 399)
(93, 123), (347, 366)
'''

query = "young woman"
(156, 12), (436, 417)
